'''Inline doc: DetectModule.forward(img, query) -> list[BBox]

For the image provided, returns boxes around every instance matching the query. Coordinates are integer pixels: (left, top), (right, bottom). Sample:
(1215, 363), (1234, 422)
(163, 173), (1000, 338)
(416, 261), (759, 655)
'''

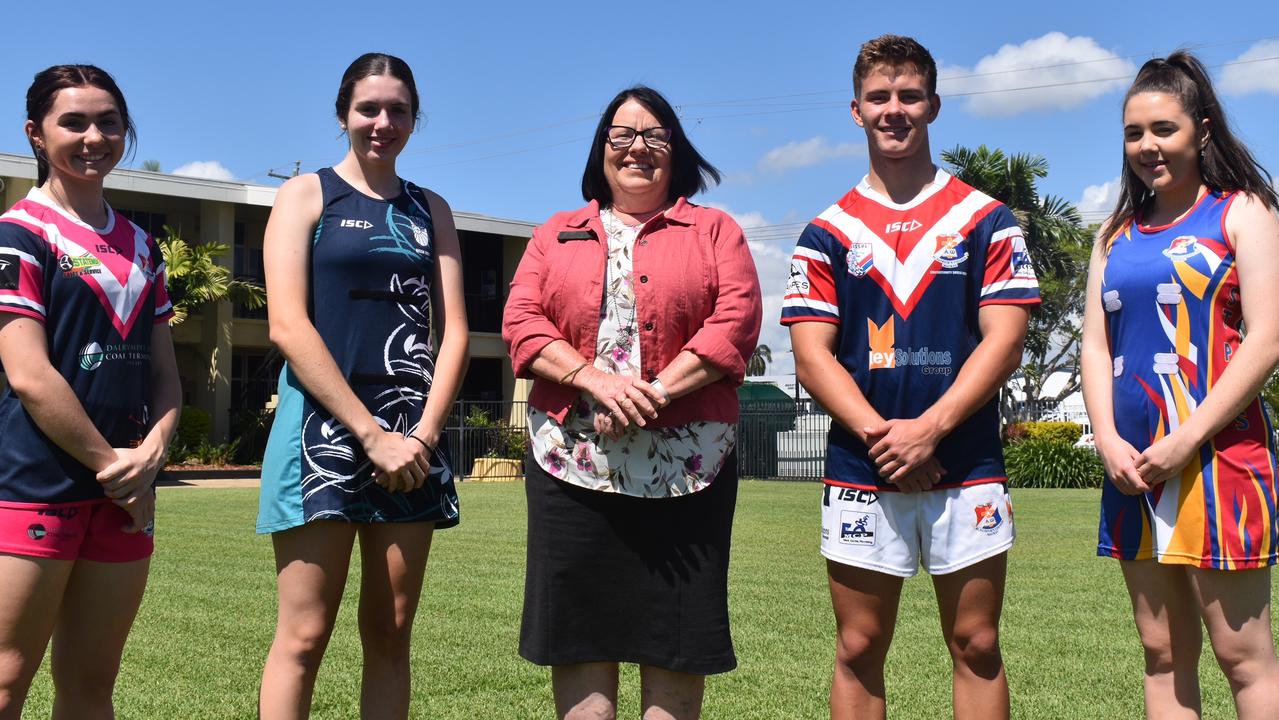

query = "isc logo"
(867, 317), (896, 369)
(885, 219), (922, 233)
(339, 219), (374, 230)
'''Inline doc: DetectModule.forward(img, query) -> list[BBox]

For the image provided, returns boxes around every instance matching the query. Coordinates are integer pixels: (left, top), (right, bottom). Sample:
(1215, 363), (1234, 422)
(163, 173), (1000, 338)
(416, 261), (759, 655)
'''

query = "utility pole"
(267, 161), (300, 181)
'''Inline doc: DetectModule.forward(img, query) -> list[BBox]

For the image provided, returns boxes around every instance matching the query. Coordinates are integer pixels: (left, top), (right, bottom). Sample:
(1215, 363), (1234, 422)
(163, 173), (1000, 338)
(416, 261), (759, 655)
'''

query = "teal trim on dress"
(256, 364), (306, 533)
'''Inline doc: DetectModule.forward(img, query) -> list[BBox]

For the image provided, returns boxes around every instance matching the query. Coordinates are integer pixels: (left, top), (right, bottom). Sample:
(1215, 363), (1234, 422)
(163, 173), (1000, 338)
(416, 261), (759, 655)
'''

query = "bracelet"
(560, 362), (589, 385)
(650, 377), (671, 406)
(408, 435), (431, 451)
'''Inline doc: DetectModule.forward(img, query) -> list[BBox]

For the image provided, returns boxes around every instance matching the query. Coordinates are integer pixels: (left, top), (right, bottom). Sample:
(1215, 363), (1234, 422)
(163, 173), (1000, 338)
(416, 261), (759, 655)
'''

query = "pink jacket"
(503, 198), (762, 426)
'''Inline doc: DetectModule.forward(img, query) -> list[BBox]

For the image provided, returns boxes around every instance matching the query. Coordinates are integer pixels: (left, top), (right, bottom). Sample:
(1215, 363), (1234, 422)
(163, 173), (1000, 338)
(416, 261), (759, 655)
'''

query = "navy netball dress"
(257, 168), (459, 533)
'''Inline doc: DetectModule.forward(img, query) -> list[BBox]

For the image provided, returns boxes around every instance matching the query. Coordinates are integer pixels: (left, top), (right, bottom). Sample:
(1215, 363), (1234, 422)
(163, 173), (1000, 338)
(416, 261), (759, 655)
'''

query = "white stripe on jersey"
(980, 278), (1040, 296)
(0, 295), (46, 315)
(989, 226), (1024, 244)
(819, 190), (995, 309)
(781, 296), (840, 315)
(0, 246), (42, 268)
(792, 245), (832, 265)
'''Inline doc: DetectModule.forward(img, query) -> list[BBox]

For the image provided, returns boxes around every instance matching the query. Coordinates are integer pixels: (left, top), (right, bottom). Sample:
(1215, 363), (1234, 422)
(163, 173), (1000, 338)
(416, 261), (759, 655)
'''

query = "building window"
(233, 221), (267, 319)
(118, 209), (169, 238)
(460, 357), (504, 402)
(459, 230), (504, 333)
(230, 351), (283, 412)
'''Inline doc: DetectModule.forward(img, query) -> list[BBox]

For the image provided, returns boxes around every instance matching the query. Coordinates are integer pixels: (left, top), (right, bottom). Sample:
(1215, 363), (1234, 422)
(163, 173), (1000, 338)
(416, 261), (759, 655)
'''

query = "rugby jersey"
(0, 188), (172, 504)
(781, 168), (1040, 490)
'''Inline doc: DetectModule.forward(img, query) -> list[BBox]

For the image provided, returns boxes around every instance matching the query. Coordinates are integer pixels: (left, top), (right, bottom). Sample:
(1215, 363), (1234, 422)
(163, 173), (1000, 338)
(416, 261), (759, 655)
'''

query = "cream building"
(0, 152), (534, 443)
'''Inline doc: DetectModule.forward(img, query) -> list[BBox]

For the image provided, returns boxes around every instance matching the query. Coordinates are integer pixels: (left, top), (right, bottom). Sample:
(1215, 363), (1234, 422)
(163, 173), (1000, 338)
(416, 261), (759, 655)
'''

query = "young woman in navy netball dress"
(0, 65), (181, 717)
(1082, 51), (1279, 718)
(256, 54), (469, 719)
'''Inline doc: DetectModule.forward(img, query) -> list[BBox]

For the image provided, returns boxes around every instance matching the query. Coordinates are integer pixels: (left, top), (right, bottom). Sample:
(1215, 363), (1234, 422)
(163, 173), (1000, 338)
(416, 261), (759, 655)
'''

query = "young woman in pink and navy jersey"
(1081, 51), (1279, 719)
(0, 65), (180, 717)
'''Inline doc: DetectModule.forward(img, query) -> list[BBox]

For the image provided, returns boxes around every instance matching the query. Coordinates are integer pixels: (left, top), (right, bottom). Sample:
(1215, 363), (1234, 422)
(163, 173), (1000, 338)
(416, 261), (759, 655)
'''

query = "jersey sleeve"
(0, 221), (49, 322)
(151, 238), (174, 324)
(780, 223), (841, 325)
(978, 206), (1041, 307)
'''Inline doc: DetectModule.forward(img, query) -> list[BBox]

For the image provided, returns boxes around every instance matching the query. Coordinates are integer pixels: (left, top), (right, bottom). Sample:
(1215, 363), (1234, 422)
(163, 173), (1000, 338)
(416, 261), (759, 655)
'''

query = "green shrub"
(166, 407), (213, 464)
(1020, 421), (1083, 445)
(1003, 422), (1030, 443)
(1004, 439), (1104, 489)
(184, 439), (241, 466)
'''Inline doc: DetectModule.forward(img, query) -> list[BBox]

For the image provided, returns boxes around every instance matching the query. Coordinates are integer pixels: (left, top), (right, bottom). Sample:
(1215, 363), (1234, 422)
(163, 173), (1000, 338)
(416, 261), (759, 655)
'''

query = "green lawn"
(19, 483), (1279, 719)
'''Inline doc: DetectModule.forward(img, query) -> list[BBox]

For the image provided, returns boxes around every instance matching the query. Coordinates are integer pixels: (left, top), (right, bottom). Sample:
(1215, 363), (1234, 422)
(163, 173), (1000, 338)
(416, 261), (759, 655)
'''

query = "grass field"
(19, 482), (1279, 719)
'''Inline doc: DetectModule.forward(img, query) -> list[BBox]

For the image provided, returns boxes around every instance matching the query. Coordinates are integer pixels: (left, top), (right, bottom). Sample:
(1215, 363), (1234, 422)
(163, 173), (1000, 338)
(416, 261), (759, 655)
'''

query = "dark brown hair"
(580, 85), (721, 205)
(26, 64), (135, 185)
(1101, 50), (1278, 248)
(853, 34), (938, 98)
(335, 52), (421, 127)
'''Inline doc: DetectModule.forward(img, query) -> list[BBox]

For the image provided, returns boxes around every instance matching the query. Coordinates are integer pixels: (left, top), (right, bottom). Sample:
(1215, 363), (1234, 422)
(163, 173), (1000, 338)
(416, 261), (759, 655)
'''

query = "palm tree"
(746, 344), (772, 377)
(940, 146), (1092, 421)
(141, 160), (162, 172)
(158, 225), (265, 325)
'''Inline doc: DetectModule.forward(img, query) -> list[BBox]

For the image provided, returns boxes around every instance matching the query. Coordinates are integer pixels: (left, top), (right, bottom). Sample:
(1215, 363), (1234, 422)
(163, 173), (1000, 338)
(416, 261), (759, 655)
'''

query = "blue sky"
(4, 1), (1278, 373)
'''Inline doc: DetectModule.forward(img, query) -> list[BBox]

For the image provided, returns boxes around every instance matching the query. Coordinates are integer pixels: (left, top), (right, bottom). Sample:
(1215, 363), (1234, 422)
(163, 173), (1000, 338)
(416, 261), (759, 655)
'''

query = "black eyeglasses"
(605, 125), (673, 150)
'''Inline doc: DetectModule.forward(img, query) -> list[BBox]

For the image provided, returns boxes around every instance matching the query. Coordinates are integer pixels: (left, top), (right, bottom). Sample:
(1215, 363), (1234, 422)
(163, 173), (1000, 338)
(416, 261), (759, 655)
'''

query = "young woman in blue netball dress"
(1081, 51), (1279, 718)
(0, 65), (180, 717)
(256, 53), (469, 719)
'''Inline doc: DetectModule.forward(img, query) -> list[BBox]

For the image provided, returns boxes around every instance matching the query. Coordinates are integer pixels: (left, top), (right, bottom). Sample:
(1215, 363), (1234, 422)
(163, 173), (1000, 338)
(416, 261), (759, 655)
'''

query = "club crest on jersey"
(839, 510), (876, 545)
(847, 242), (873, 277)
(974, 502), (1003, 535)
(867, 317), (896, 369)
(408, 220), (431, 247)
(1162, 235), (1200, 260)
(933, 234), (968, 268)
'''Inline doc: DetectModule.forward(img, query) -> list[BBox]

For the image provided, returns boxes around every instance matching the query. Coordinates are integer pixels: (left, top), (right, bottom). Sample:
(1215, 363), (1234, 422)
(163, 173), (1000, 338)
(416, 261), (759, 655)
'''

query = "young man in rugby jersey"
(781, 35), (1039, 720)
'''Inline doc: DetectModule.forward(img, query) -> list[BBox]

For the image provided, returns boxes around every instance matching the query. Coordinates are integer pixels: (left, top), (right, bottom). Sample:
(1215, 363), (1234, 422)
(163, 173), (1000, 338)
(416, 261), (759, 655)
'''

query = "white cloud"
(1220, 39), (1279, 96)
(940, 32), (1135, 116)
(172, 161), (235, 181)
(1077, 176), (1121, 216)
(705, 203), (800, 376)
(758, 136), (863, 173)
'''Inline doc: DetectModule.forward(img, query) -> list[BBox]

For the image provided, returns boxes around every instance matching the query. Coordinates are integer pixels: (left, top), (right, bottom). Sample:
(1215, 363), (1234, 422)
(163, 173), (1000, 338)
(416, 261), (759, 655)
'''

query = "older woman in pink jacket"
(503, 85), (761, 720)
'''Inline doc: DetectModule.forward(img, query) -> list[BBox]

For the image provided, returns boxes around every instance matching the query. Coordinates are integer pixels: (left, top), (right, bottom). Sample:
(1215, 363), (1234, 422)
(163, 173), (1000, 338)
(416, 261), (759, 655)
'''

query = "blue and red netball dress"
(257, 169), (458, 533)
(0, 188), (172, 504)
(781, 168), (1040, 491)
(1099, 191), (1278, 568)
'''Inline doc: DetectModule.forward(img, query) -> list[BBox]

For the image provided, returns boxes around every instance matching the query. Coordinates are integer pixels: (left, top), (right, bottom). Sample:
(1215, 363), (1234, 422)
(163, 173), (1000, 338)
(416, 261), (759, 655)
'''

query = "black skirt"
(519, 451), (738, 675)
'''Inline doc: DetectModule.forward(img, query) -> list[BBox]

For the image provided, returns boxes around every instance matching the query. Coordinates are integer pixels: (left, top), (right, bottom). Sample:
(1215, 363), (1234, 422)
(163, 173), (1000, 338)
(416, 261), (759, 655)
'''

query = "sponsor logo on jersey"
(867, 317), (896, 369)
(339, 219), (375, 230)
(885, 219), (922, 233)
(37, 507), (80, 520)
(847, 242), (873, 277)
(1011, 236), (1035, 279)
(974, 502), (1003, 534)
(79, 342), (105, 371)
(0, 258), (17, 290)
(786, 260), (809, 294)
(839, 511), (876, 545)
(78, 341), (151, 372)
(1162, 235), (1200, 260)
(867, 317), (953, 374)
(933, 234), (968, 269)
(27, 524), (46, 541)
(58, 253), (103, 277)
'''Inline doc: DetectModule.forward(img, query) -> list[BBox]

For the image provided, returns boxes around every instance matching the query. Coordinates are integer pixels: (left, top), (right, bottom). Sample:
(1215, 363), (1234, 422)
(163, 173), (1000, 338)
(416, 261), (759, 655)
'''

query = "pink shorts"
(0, 499), (153, 562)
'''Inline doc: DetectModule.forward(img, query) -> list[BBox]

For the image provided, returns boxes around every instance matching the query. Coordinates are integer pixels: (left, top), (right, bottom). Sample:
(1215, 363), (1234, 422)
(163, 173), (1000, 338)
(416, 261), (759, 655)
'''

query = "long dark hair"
(1101, 50), (1278, 248)
(581, 86), (721, 205)
(335, 52), (421, 128)
(26, 64), (136, 186)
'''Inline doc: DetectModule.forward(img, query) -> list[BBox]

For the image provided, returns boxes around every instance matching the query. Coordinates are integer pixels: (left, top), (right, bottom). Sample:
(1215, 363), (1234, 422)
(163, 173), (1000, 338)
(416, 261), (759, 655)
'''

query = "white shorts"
(820, 483), (1015, 577)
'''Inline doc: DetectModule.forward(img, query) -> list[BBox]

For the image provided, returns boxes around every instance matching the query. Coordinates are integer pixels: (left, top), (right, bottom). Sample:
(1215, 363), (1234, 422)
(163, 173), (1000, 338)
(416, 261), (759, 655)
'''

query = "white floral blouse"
(528, 207), (736, 498)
